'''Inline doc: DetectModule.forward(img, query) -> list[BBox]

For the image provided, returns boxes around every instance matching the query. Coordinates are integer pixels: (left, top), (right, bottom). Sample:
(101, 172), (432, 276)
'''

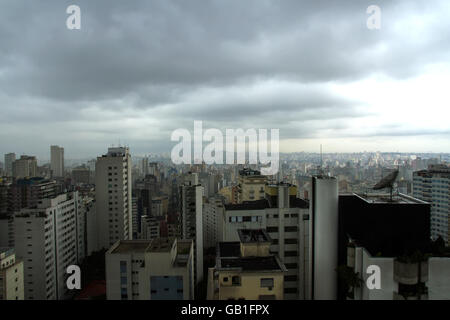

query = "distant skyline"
(1, 0), (450, 158)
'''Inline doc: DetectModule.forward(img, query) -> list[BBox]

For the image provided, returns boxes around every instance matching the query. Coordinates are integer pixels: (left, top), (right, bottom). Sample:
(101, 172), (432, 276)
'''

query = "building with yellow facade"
(207, 229), (286, 300)
(237, 169), (268, 203)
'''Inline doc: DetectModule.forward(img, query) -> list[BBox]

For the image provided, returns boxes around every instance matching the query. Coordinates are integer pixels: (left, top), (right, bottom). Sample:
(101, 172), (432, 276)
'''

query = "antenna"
(319, 144), (323, 175)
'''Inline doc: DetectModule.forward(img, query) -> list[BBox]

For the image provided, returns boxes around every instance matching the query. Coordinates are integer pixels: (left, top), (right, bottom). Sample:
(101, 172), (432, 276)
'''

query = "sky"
(1, 0), (450, 159)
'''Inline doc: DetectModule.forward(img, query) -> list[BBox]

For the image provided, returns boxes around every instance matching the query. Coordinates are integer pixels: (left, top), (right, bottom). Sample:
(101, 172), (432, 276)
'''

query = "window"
(266, 227), (278, 233)
(260, 278), (274, 288)
(284, 275), (298, 281)
(120, 261), (127, 271)
(285, 263), (298, 269)
(284, 288), (297, 294)
(285, 226), (298, 232)
(232, 276), (241, 286)
(121, 287), (128, 300)
(285, 251), (298, 257)
(284, 238), (298, 244)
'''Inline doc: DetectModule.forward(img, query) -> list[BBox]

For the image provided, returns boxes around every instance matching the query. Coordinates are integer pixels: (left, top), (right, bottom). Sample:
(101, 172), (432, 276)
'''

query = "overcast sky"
(1, 0), (450, 159)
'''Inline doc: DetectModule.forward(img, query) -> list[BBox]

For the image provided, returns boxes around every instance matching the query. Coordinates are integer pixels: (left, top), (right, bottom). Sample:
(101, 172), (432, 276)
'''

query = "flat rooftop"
(110, 240), (151, 254)
(219, 242), (241, 258)
(148, 238), (174, 252)
(238, 229), (271, 243)
(225, 199), (269, 211)
(219, 256), (284, 272)
(354, 193), (428, 205)
(216, 242), (286, 272)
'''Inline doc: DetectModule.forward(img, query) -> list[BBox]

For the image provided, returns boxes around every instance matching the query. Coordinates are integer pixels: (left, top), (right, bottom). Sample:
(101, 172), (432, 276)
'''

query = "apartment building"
(222, 183), (310, 300)
(413, 165), (450, 245)
(207, 229), (286, 300)
(179, 172), (203, 285)
(95, 147), (133, 249)
(12, 156), (38, 179)
(105, 238), (194, 300)
(237, 168), (267, 203)
(0, 248), (24, 300)
(203, 196), (225, 249)
(50, 145), (64, 178)
(14, 192), (84, 300)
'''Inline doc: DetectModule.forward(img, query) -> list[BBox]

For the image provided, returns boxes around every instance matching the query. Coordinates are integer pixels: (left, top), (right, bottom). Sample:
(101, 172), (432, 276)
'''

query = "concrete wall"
(427, 257), (450, 300)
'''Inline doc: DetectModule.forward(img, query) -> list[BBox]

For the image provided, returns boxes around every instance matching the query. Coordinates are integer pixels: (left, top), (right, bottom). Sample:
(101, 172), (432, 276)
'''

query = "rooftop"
(219, 256), (284, 272)
(216, 242), (286, 272)
(110, 240), (151, 254)
(239, 168), (262, 176)
(219, 242), (241, 258)
(225, 199), (269, 211)
(354, 193), (428, 205)
(148, 237), (175, 252)
(238, 229), (271, 243)
(0, 247), (14, 259)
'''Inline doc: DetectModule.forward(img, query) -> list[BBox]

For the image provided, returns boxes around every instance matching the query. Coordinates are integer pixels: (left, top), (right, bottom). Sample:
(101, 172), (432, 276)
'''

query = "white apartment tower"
(4, 153), (15, 177)
(179, 172), (203, 285)
(309, 176), (339, 300)
(413, 165), (450, 245)
(50, 146), (64, 178)
(95, 147), (133, 249)
(203, 196), (225, 249)
(13, 192), (84, 300)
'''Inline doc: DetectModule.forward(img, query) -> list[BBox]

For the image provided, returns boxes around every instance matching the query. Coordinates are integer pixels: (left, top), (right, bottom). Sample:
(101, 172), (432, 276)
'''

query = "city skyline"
(1, 0), (450, 158)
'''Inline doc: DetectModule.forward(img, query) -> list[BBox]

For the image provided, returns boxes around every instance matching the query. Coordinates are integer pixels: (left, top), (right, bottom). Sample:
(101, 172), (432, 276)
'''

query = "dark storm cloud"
(0, 0), (449, 157)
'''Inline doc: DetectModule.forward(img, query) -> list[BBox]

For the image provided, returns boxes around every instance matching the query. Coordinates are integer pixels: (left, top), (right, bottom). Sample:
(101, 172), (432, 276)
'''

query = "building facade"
(13, 192), (84, 300)
(12, 156), (37, 179)
(50, 145), (64, 178)
(105, 238), (194, 300)
(207, 229), (286, 300)
(413, 165), (450, 245)
(179, 172), (204, 285)
(0, 248), (24, 300)
(95, 147), (133, 249)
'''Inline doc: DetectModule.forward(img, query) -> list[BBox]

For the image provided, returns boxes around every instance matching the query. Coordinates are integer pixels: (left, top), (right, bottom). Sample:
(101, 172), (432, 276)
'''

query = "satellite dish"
(373, 170), (399, 201)
(373, 170), (399, 190)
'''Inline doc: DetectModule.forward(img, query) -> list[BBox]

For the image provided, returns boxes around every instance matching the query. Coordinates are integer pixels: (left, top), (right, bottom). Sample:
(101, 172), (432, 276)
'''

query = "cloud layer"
(1, 0), (450, 158)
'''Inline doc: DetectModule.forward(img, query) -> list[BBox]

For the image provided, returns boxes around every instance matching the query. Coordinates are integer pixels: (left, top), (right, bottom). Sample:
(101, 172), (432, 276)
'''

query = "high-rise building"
(0, 177), (61, 248)
(141, 157), (149, 176)
(338, 192), (449, 300)
(95, 147), (132, 249)
(207, 229), (286, 300)
(0, 248), (24, 300)
(12, 156), (37, 179)
(179, 172), (203, 285)
(50, 146), (64, 178)
(413, 165), (450, 245)
(140, 215), (161, 240)
(309, 176), (339, 300)
(72, 167), (90, 185)
(105, 238), (194, 300)
(13, 192), (84, 300)
(203, 196), (225, 249)
(4, 153), (15, 177)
